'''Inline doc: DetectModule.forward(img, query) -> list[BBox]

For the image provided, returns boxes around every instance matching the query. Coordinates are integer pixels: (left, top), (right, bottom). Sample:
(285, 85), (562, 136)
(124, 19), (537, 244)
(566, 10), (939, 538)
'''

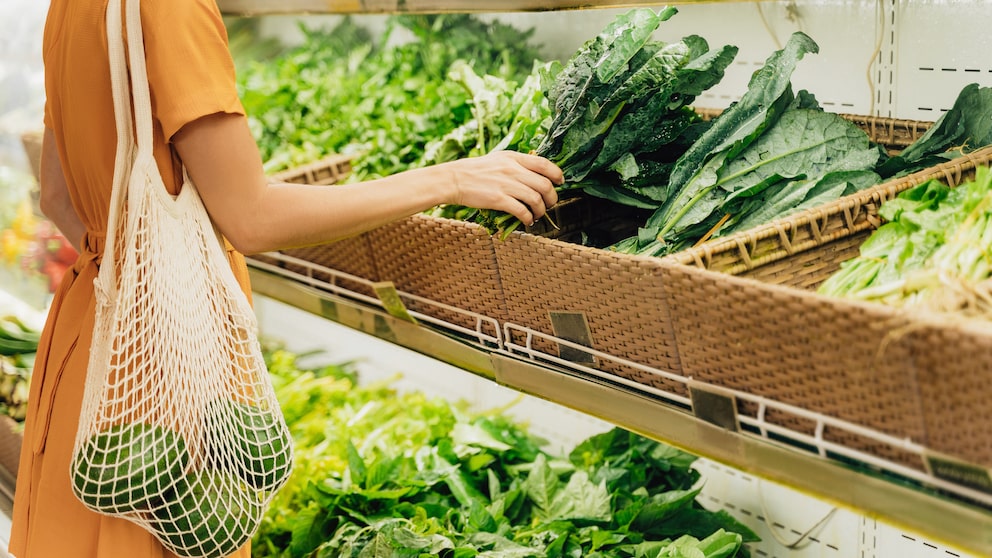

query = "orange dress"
(12, 1), (252, 556)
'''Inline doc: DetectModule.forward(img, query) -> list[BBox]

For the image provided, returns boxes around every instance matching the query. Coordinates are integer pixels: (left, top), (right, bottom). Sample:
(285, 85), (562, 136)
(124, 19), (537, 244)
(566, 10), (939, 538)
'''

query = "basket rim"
(663, 144), (992, 271)
(498, 228), (672, 270)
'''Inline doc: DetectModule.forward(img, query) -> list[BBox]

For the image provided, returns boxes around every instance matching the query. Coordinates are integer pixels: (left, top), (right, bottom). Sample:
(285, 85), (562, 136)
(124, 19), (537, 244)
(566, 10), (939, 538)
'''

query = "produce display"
(256, 346), (758, 558)
(235, 7), (992, 260)
(0, 166), (78, 293)
(0, 314), (38, 422)
(819, 165), (992, 317)
(238, 15), (542, 178)
(519, 9), (992, 255)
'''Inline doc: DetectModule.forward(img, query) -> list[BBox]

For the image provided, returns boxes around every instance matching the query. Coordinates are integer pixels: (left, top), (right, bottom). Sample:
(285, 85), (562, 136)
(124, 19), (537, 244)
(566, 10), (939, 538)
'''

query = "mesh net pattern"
(70, 1), (293, 556)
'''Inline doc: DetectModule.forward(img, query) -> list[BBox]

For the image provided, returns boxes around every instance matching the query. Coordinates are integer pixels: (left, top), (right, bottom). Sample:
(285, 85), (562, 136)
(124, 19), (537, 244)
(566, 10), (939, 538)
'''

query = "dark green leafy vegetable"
(535, 8), (736, 186)
(877, 84), (992, 178)
(448, 7), (737, 238)
(538, 8), (676, 165)
(661, 32), (819, 205)
(253, 346), (757, 558)
(609, 33), (887, 256)
(632, 33), (820, 253)
(716, 169), (881, 238)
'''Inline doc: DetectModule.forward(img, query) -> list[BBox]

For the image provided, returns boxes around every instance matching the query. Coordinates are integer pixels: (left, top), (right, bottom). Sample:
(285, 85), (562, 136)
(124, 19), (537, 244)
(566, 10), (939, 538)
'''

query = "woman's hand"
(176, 113), (564, 254)
(440, 150), (563, 226)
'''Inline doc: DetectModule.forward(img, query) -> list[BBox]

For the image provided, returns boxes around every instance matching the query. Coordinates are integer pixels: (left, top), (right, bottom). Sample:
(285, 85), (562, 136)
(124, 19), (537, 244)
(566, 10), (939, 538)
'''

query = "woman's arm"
(174, 113), (562, 255)
(38, 127), (85, 252)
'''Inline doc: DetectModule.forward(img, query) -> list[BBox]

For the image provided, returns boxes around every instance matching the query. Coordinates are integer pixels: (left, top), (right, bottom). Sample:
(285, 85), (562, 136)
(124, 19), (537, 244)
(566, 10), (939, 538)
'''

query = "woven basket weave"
(661, 146), (992, 469)
(495, 113), (935, 396)
(839, 113), (933, 153)
(523, 190), (651, 246)
(910, 315), (992, 467)
(260, 155), (380, 297)
(278, 238), (379, 299)
(368, 214), (507, 331)
(269, 154), (353, 185)
(495, 233), (684, 393)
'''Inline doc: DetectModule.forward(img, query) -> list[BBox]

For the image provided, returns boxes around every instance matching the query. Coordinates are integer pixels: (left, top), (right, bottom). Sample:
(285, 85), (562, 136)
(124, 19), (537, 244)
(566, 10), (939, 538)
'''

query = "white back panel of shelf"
(253, 295), (979, 558)
(499, 0), (989, 120)
(485, 2), (878, 115)
(892, 0), (992, 120)
(259, 1), (991, 120)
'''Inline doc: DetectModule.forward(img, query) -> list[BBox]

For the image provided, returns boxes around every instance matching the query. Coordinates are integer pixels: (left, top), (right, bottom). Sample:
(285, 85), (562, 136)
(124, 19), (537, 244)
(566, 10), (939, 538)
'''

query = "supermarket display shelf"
(217, 0), (745, 16)
(246, 256), (992, 558)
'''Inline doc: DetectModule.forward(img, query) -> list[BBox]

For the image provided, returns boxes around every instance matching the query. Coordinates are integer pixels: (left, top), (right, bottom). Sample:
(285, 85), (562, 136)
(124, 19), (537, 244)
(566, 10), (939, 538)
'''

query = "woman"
(12, 0), (562, 556)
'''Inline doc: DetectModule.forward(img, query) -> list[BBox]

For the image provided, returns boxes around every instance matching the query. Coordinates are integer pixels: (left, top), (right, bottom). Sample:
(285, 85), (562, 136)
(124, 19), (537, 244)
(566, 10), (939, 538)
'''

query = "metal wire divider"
(245, 252), (992, 509)
(245, 253), (503, 348)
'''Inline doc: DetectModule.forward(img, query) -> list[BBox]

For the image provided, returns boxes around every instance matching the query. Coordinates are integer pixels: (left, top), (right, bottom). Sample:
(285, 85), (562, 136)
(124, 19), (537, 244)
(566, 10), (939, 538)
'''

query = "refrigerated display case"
(2, 1), (991, 557)
(214, 1), (992, 556)
(227, 2), (992, 557)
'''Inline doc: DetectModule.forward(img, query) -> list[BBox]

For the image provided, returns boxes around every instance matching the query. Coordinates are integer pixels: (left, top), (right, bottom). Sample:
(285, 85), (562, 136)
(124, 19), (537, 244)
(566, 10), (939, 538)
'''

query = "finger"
(500, 198), (535, 227)
(515, 171), (557, 212)
(519, 186), (548, 221)
(536, 176), (558, 209)
(502, 151), (565, 185)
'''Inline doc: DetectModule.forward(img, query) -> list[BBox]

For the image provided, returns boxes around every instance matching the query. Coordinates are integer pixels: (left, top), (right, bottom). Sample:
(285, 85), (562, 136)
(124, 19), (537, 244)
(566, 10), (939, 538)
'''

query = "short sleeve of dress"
(140, 0), (245, 142)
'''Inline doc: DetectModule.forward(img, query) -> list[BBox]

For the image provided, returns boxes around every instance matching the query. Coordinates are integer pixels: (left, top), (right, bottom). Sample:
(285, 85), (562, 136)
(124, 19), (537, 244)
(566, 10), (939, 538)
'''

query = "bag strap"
(100, 0), (156, 296)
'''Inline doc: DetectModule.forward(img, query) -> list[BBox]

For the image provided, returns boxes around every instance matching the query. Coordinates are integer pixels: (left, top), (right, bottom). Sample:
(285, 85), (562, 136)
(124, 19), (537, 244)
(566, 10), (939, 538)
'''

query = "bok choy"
(818, 166), (992, 317)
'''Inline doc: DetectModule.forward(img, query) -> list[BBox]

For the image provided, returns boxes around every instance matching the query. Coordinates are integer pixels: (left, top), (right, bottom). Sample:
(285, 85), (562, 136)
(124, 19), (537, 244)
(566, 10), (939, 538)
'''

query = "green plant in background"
(236, 15), (543, 178)
(254, 344), (757, 558)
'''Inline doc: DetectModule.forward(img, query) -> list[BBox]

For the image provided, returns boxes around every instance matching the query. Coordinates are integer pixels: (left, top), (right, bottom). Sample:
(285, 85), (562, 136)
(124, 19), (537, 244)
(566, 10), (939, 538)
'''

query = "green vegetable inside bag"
(151, 470), (262, 558)
(72, 423), (190, 513)
(205, 398), (293, 492)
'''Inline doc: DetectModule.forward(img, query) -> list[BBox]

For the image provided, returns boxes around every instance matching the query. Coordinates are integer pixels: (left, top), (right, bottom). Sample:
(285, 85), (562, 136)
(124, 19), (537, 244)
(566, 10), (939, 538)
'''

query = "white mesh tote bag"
(69, 0), (293, 556)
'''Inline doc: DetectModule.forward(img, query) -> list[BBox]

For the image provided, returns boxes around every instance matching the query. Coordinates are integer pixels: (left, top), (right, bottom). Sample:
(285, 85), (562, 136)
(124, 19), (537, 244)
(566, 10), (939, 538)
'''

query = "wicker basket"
(522, 190), (652, 246)
(367, 214), (506, 332)
(661, 146), (992, 469)
(910, 315), (992, 469)
(269, 154), (353, 186)
(495, 233), (684, 393)
(276, 238), (379, 298)
(358, 183), (647, 336)
(839, 113), (933, 153)
(494, 113), (935, 395)
(0, 415), (22, 478)
(258, 155), (380, 297)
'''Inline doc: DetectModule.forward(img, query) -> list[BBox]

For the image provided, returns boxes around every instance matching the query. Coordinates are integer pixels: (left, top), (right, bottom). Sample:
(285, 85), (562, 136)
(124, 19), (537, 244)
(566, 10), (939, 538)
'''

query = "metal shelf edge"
(249, 268), (496, 378)
(218, 0), (747, 15)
